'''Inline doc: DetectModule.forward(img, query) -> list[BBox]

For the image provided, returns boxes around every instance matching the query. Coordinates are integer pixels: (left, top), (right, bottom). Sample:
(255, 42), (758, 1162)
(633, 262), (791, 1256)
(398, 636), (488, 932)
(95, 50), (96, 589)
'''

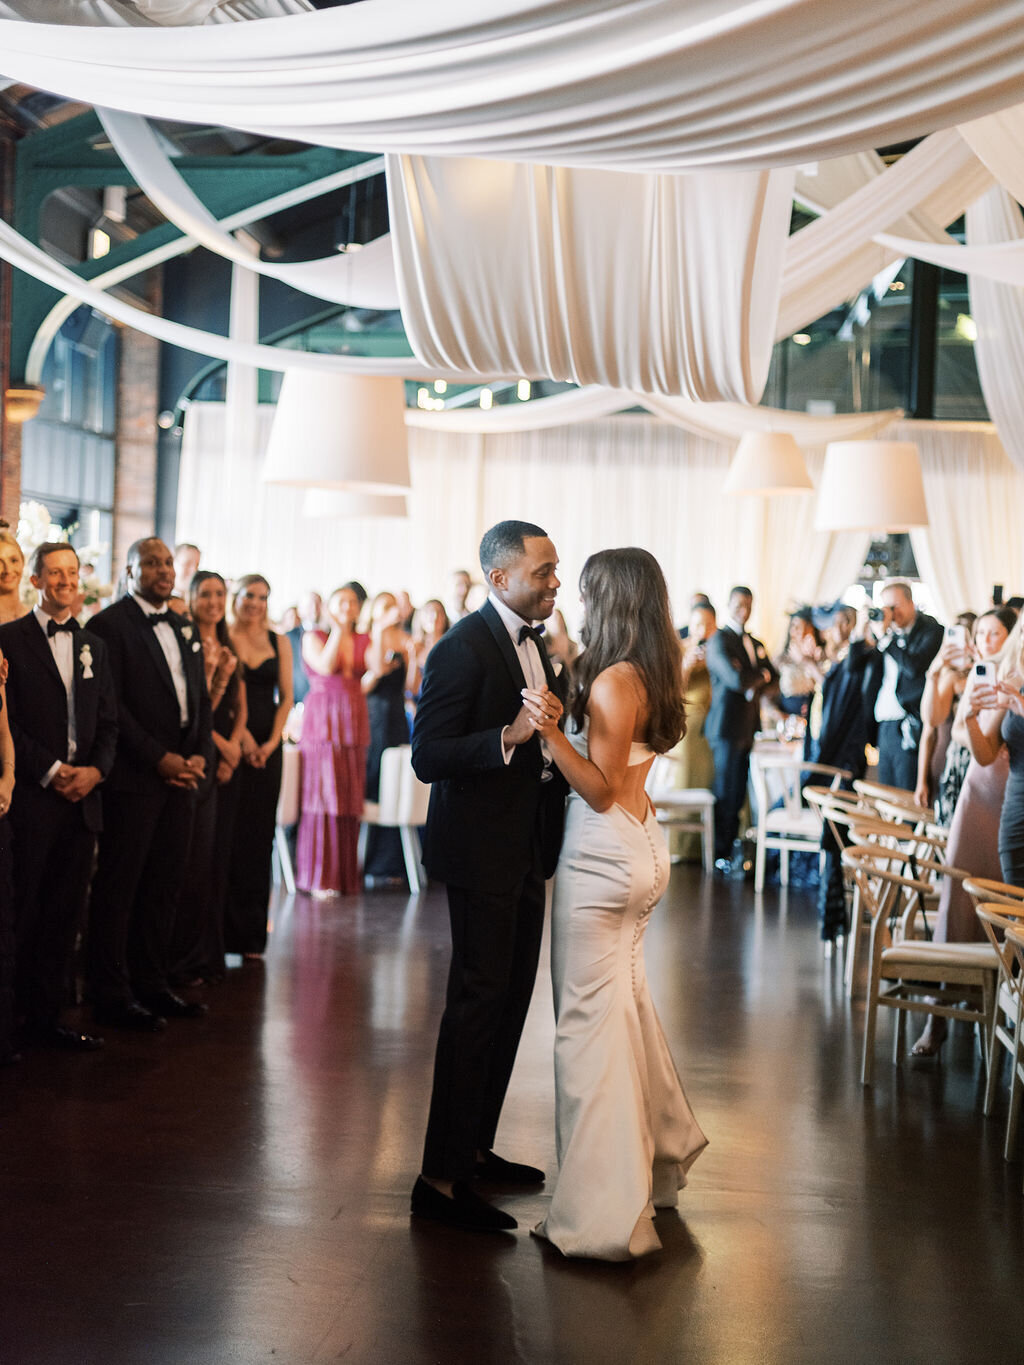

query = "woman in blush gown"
(522, 548), (707, 1262)
(297, 583), (370, 897)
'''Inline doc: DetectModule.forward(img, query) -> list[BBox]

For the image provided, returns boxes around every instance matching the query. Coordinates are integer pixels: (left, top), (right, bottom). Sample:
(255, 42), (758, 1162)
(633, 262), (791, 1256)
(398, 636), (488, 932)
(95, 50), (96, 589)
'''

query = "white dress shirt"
(723, 618), (758, 701)
(874, 631), (907, 723)
(133, 593), (190, 726)
(34, 605), (77, 785)
(488, 592), (552, 767)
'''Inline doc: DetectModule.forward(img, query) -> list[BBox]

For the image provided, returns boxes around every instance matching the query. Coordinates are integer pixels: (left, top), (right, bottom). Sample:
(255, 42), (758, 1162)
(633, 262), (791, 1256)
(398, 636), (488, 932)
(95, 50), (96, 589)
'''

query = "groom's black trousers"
(422, 848), (546, 1184)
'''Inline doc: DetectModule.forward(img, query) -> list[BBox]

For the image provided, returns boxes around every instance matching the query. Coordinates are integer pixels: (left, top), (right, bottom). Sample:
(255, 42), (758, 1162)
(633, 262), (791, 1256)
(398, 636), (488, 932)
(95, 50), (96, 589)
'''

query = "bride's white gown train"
(536, 739), (708, 1261)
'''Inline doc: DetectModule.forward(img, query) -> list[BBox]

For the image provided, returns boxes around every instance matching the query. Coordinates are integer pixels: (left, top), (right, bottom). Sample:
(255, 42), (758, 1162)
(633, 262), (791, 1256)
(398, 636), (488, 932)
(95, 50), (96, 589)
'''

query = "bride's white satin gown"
(535, 735), (708, 1261)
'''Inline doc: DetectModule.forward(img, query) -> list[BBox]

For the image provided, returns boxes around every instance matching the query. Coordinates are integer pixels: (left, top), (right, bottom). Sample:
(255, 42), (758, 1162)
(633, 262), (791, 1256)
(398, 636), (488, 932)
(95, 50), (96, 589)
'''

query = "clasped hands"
(51, 764), (102, 803)
(514, 685), (563, 743)
(157, 752), (206, 789)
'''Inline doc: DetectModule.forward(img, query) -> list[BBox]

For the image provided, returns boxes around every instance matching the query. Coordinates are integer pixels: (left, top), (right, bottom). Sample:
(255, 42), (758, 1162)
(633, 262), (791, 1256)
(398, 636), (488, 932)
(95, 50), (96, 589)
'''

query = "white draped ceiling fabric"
(963, 189), (1024, 479)
(388, 156), (794, 401)
(0, 0), (309, 27)
(3, 1), (1024, 171)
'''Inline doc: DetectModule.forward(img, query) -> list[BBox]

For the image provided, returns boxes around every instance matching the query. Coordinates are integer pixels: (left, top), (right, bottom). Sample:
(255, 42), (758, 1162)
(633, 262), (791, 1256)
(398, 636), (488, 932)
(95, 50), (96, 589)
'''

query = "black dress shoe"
(25, 1024), (104, 1053)
(94, 1002), (167, 1033)
(141, 990), (208, 1019)
(475, 1151), (545, 1185)
(411, 1177), (517, 1232)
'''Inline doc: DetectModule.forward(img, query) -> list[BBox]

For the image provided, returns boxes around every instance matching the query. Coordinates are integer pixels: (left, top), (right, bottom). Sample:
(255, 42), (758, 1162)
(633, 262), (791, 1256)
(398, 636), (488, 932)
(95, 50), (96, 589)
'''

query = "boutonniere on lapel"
(179, 622), (201, 652)
(181, 624), (193, 641)
(79, 643), (94, 680)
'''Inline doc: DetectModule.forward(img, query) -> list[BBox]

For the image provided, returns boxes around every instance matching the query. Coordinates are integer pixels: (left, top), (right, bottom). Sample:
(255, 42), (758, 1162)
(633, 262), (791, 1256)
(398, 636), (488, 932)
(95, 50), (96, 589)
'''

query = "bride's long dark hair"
(569, 548), (685, 754)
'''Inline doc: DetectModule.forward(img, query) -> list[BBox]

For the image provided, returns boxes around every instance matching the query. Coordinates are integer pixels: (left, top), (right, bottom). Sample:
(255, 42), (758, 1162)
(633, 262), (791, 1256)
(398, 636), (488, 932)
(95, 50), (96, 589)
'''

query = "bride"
(522, 547), (707, 1261)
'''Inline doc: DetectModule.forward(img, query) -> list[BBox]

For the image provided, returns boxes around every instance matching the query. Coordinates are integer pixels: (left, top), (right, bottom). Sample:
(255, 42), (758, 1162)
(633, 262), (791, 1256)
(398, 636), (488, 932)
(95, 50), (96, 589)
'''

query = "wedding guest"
(224, 574), (292, 957)
(911, 607), (1016, 1056)
(448, 568), (473, 622)
(958, 612), (1024, 887)
(914, 612), (979, 818)
(862, 580), (943, 791)
(297, 584), (370, 897)
(0, 523), (29, 625)
(88, 537), (214, 1030)
(396, 589), (416, 633)
(545, 608), (579, 677)
(0, 543), (118, 1051)
(705, 586), (779, 872)
(0, 647), (17, 1064)
(173, 542), (201, 600)
(805, 605), (872, 943)
(407, 599), (450, 704)
(282, 603), (309, 705)
(668, 602), (716, 862)
(769, 609), (825, 723)
(363, 591), (415, 886)
(172, 571), (247, 983)
(678, 592), (712, 640)
(300, 590), (326, 632)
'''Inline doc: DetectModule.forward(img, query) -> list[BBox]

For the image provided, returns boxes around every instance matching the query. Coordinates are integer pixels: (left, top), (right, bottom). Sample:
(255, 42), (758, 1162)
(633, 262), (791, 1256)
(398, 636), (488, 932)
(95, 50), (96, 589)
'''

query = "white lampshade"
(302, 488), (409, 519)
(814, 440), (928, 531)
(262, 370), (411, 493)
(722, 431), (813, 495)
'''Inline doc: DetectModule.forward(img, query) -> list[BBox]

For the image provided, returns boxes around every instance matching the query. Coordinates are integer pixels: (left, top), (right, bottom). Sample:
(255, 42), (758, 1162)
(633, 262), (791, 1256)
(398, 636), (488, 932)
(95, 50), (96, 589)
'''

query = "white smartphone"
(945, 625), (967, 649)
(973, 660), (996, 684)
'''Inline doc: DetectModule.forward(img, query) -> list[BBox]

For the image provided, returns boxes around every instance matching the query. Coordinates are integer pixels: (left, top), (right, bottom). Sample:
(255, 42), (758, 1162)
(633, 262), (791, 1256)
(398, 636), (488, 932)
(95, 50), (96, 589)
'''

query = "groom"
(411, 520), (568, 1232)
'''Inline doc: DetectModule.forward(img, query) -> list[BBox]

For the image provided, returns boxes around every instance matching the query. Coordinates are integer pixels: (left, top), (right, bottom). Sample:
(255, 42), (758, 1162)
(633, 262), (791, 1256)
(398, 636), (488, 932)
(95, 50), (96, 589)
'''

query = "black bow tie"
(147, 612), (172, 627)
(47, 618), (77, 637)
(518, 623), (545, 645)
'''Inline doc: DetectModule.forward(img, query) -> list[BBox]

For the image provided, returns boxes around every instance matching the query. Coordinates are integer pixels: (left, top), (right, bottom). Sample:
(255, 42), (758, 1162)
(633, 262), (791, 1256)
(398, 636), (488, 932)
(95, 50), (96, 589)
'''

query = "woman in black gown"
(362, 591), (415, 886)
(225, 575), (293, 957)
(171, 572), (247, 985)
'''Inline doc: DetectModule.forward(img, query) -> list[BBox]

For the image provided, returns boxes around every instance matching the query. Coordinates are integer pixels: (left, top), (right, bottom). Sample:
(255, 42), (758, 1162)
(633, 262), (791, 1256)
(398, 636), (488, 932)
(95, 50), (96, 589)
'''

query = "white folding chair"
(748, 753), (850, 892)
(272, 743), (301, 895)
(645, 754), (715, 873)
(362, 744), (431, 894)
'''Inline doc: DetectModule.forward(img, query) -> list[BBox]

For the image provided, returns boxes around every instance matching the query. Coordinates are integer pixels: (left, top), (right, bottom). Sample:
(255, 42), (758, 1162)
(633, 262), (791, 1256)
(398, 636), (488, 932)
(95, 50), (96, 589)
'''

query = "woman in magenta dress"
(297, 583), (370, 896)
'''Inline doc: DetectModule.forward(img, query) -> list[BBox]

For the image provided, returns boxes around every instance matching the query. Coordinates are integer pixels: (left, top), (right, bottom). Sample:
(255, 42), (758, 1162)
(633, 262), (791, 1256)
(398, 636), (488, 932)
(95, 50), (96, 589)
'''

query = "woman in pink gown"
(297, 584), (370, 896)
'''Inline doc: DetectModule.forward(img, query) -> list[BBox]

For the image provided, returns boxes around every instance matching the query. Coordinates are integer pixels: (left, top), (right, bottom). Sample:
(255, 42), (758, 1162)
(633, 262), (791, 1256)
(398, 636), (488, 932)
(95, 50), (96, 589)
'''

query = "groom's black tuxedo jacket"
(89, 595), (214, 794)
(0, 613), (118, 834)
(705, 624), (778, 750)
(411, 599), (569, 893)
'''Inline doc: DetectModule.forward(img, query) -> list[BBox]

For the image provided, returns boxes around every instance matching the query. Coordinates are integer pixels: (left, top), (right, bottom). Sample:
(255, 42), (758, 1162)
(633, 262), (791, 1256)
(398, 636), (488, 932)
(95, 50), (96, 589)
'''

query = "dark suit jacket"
(805, 640), (870, 780)
(0, 613), (118, 834)
(411, 599), (569, 893)
(89, 596), (214, 793)
(704, 624), (778, 750)
(862, 611), (944, 744)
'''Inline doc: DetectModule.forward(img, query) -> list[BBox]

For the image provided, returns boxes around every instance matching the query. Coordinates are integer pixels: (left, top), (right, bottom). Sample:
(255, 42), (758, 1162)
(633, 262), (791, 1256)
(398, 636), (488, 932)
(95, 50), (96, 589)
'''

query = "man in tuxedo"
(410, 520), (568, 1232)
(705, 586), (779, 873)
(88, 537), (214, 1031)
(0, 542), (117, 1051)
(862, 580), (943, 790)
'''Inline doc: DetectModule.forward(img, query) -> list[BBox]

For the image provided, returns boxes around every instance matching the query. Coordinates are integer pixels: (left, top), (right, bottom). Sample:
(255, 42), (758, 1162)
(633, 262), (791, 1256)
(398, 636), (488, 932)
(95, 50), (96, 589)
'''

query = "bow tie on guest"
(518, 623), (546, 645)
(147, 612), (172, 627)
(47, 618), (78, 637)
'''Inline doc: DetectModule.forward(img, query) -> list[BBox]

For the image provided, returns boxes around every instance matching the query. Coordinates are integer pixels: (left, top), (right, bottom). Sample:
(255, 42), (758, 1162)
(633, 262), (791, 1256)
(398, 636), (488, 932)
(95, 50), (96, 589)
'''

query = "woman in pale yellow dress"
(668, 602), (717, 861)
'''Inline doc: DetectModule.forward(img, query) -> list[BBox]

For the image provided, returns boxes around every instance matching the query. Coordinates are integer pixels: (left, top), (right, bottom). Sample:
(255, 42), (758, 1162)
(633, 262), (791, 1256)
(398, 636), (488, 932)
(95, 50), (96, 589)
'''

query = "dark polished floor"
(2, 864), (1024, 1364)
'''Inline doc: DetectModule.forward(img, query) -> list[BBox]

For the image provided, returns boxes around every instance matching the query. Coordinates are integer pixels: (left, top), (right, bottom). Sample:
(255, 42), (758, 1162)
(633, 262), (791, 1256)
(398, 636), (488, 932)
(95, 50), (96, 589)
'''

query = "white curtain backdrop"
(4, 2), (1024, 172)
(960, 100), (1024, 208)
(178, 404), (875, 648)
(902, 420), (1024, 621)
(0, 0), (309, 25)
(388, 156), (794, 401)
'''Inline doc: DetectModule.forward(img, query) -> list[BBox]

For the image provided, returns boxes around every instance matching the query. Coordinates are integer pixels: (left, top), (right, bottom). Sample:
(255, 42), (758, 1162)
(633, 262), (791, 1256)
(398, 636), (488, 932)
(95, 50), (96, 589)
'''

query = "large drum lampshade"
(262, 370), (411, 494)
(302, 488), (409, 519)
(814, 440), (928, 531)
(722, 430), (813, 495)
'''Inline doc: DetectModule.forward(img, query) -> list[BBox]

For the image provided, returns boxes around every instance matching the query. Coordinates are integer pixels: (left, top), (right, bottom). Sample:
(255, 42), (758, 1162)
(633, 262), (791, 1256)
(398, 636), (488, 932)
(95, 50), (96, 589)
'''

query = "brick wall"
(112, 323), (161, 575)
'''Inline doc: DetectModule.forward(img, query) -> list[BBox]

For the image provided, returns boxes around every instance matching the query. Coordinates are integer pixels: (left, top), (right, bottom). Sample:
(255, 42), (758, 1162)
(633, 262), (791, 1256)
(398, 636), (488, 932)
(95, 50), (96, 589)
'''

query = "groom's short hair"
(479, 520), (548, 576)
